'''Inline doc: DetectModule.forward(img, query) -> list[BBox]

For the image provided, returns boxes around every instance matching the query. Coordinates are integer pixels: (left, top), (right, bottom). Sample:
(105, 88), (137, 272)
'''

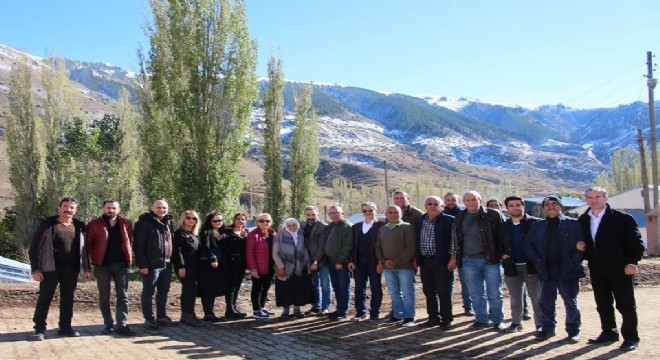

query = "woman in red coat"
(245, 213), (275, 319)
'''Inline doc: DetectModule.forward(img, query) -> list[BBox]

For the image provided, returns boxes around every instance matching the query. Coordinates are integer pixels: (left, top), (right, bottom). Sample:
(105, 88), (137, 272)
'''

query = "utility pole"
(383, 160), (389, 204)
(637, 129), (651, 212)
(647, 51), (658, 208)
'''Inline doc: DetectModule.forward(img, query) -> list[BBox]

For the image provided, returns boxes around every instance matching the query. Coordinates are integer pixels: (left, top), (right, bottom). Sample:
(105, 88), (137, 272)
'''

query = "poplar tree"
(289, 84), (320, 218)
(140, 0), (258, 215)
(7, 58), (44, 247)
(116, 88), (143, 218)
(262, 56), (285, 226)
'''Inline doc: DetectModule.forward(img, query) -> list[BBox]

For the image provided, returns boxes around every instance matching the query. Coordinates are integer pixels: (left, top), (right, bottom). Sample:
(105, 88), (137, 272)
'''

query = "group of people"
(27, 187), (645, 353)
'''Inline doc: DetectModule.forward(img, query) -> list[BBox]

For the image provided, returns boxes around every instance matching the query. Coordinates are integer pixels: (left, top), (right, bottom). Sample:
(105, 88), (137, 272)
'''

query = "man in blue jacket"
(524, 195), (585, 343)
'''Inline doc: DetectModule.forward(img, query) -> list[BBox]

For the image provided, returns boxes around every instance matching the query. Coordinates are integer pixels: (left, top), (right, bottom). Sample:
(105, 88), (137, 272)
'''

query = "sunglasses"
(258, 219), (272, 223)
(212, 219), (224, 223)
(185, 216), (198, 221)
(361, 209), (374, 213)
(426, 203), (440, 206)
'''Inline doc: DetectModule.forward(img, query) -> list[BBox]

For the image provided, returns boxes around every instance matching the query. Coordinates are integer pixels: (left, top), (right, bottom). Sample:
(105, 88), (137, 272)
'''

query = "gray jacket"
(305, 220), (328, 267)
(273, 229), (310, 280)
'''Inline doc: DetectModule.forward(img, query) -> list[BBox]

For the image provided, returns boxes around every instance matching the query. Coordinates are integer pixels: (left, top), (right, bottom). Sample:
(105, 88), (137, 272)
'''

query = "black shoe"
(352, 313), (368, 322)
(57, 328), (81, 337)
(469, 322), (489, 330)
(305, 309), (321, 316)
(439, 322), (452, 330)
(328, 312), (347, 321)
(464, 308), (475, 316)
(523, 314), (532, 321)
(386, 317), (403, 325)
(419, 318), (440, 328)
(620, 340), (638, 352)
(504, 323), (523, 333)
(204, 314), (224, 323)
(156, 316), (178, 327)
(102, 325), (114, 335)
(30, 331), (45, 341)
(588, 332), (619, 344)
(225, 312), (246, 320)
(535, 330), (557, 341)
(144, 319), (159, 331)
(401, 318), (416, 327)
(114, 326), (137, 337)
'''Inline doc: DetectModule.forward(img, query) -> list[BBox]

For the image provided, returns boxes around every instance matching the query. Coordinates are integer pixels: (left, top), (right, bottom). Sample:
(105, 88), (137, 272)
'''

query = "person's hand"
(335, 263), (343, 270)
(347, 262), (355, 271)
(624, 264), (638, 275)
(501, 254), (510, 260)
(211, 261), (219, 269)
(250, 270), (260, 279)
(376, 263), (384, 274)
(82, 271), (93, 280)
(447, 258), (457, 271)
(31, 272), (43, 282)
(576, 241), (586, 252)
(276, 267), (285, 278)
(385, 260), (395, 269)
(178, 268), (186, 278)
(310, 263), (318, 271)
(139, 268), (149, 275)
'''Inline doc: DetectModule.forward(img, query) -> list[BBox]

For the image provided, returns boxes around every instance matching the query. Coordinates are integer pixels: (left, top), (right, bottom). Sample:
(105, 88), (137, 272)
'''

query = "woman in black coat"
(173, 210), (206, 327)
(197, 212), (226, 322)
(222, 213), (249, 319)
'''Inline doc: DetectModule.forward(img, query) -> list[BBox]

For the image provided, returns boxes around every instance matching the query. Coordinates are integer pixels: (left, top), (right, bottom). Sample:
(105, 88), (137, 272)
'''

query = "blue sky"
(2, 1), (658, 108)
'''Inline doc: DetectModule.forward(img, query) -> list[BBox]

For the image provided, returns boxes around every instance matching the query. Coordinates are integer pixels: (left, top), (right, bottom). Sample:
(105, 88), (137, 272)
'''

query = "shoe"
(253, 311), (269, 319)
(464, 308), (475, 316)
(102, 325), (114, 335)
(619, 340), (638, 352)
(262, 309), (276, 316)
(419, 318), (440, 328)
(144, 319), (159, 331)
(588, 332), (620, 344)
(156, 316), (177, 327)
(493, 323), (506, 331)
(114, 326), (137, 337)
(370, 315), (381, 321)
(504, 324), (523, 333)
(204, 314), (224, 323)
(439, 322), (452, 330)
(401, 318), (416, 327)
(225, 312), (246, 320)
(321, 309), (330, 316)
(30, 331), (45, 341)
(469, 322), (489, 330)
(181, 314), (207, 327)
(523, 314), (532, 321)
(535, 330), (557, 341)
(294, 311), (305, 319)
(352, 313), (368, 322)
(305, 309), (321, 316)
(57, 328), (81, 337)
(387, 317), (403, 325)
(536, 326), (543, 333)
(328, 312), (347, 321)
(565, 333), (581, 343)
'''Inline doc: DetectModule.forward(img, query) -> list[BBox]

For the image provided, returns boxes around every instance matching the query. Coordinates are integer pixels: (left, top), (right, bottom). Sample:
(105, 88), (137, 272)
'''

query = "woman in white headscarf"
(273, 218), (313, 318)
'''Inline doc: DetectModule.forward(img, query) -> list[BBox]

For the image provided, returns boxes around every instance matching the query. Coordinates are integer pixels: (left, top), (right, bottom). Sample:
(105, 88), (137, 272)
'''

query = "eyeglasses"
(258, 219), (272, 223)
(185, 216), (198, 221)
(361, 209), (374, 213)
(426, 203), (440, 206)
(328, 211), (339, 215)
(212, 219), (223, 223)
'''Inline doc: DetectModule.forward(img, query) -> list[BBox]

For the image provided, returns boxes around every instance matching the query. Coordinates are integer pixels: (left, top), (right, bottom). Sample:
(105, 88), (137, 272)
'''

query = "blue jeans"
(329, 265), (351, 316)
(310, 265), (333, 311)
(539, 266), (581, 335)
(462, 256), (504, 324)
(458, 266), (472, 310)
(353, 256), (382, 317)
(383, 269), (416, 319)
(140, 262), (172, 321)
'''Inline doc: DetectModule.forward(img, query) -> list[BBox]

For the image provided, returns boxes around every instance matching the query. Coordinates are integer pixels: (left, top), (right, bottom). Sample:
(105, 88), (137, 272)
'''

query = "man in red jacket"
(87, 200), (136, 336)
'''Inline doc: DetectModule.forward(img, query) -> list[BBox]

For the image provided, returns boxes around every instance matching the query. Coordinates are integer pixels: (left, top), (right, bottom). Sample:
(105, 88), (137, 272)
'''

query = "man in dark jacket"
(444, 191), (472, 315)
(303, 206), (329, 315)
(323, 205), (353, 320)
(497, 196), (541, 333)
(455, 191), (506, 330)
(577, 187), (645, 352)
(348, 202), (385, 321)
(394, 191), (423, 229)
(86, 199), (136, 336)
(134, 199), (175, 330)
(416, 196), (458, 329)
(524, 195), (585, 343)
(29, 197), (91, 341)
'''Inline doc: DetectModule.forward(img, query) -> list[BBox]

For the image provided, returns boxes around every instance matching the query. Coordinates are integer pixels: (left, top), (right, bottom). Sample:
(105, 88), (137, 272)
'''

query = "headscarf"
(284, 218), (300, 245)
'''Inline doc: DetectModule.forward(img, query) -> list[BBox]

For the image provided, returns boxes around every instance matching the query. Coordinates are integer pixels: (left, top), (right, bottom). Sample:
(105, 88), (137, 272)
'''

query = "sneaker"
(387, 317), (403, 325)
(493, 323), (506, 331)
(102, 325), (114, 335)
(418, 318), (440, 328)
(156, 316), (177, 327)
(535, 330), (557, 341)
(114, 326), (137, 337)
(328, 312), (347, 321)
(144, 319), (159, 331)
(469, 322), (489, 330)
(253, 311), (269, 319)
(352, 313), (368, 322)
(401, 318), (415, 327)
(30, 331), (45, 341)
(321, 309), (331, 316)
(57, 328), (81, 337)
(204, 314), (224, 323)
(504, 323), (523, 333)
(464, 308), (475, 316)
(262, 309), (276, 316)
(305, 309), (321, 316)
(565, 333), (580, 343)
(619, 340), (639, 352)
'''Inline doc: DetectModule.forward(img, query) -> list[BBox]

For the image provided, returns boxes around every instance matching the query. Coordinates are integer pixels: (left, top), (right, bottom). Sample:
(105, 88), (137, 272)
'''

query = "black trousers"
(250, 273), (273, 311)
(419, 257), (455, 323)
(590, 265), (639, 342)
(180, 266), (199, 315)
(33, 267), (79, 331)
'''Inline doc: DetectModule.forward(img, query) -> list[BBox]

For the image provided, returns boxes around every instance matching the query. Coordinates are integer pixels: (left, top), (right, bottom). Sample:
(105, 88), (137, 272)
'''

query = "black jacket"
(415, 213), (456, 266)
(133, 212), (174, 269)
(29, 216), (89, 273)
(578, 204), (644, 270)
(497, 214), (541, 276)
(455, 206), (506, 266)
(172, 228), (200, 271)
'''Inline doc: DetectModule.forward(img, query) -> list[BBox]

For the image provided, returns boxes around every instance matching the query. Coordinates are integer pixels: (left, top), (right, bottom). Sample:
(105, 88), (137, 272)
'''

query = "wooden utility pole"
(637, 129), (651, 212)
(647, 51), (658, 207)
(383, 160), (389, 203)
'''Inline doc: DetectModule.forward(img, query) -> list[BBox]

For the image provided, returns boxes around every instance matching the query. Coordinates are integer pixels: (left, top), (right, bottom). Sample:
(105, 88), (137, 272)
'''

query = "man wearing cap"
(524, 195), (585, 343)
(577, 187), (644, 352)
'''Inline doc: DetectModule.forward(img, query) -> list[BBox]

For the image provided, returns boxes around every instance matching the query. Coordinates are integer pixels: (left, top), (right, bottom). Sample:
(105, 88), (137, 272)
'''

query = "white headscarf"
(284, 218), (300, 245)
